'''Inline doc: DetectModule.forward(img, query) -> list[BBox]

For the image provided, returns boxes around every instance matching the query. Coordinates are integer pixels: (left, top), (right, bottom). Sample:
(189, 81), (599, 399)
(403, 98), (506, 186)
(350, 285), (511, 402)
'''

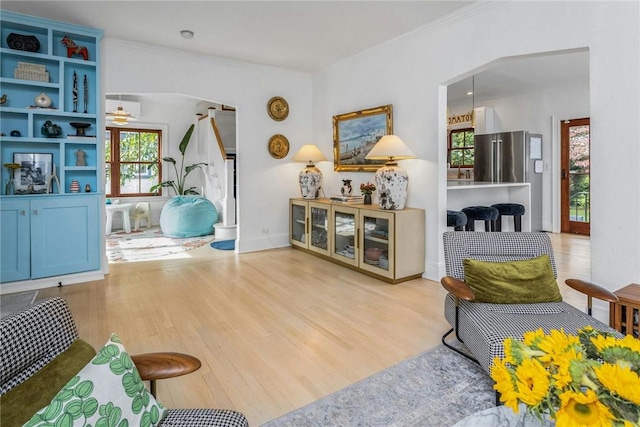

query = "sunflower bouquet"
(491, 327), (640, 426)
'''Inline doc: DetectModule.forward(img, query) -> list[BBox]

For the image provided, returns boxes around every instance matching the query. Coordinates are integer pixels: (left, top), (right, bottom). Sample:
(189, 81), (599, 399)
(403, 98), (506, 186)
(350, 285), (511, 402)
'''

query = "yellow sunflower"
(537, 329), (580, 363)
(594, 363), (640, 405)
(491, 357), (519, 412)
(552, 349), (582, 389)
(555, 389), (614, 427)
(515, 358), (550, 406)
(523, 328), (545, 347)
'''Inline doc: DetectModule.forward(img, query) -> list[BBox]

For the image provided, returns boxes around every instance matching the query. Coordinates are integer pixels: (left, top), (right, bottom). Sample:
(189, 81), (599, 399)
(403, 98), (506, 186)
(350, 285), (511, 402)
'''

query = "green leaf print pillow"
(24, 333), (167, 427)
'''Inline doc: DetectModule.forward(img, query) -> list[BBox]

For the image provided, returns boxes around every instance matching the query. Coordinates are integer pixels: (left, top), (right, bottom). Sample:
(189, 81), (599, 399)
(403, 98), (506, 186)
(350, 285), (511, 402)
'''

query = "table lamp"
(365, 135), (416, 209)
(292, 144), (327, 199)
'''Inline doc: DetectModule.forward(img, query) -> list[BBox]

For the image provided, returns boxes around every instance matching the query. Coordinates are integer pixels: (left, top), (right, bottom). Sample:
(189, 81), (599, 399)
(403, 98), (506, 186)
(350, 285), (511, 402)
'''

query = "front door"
(560, 118), (590, 235)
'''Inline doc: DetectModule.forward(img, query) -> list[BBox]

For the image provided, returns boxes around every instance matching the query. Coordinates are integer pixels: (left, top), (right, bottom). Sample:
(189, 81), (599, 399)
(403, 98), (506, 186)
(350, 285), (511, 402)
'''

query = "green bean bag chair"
(159, 196), (218, 237)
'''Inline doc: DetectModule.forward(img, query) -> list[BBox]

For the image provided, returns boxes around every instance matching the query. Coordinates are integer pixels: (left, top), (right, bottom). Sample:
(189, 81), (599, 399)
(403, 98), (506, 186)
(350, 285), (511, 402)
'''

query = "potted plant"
(150, 124), (206, 195)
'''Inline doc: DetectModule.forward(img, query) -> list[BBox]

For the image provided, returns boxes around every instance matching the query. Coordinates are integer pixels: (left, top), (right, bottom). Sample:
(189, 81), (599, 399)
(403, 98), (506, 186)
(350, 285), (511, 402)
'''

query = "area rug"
(261, 345), (495, 427)
(106, 227), (214, 263)
(210, 239), (235, 250)
(1, 291), (38, 318)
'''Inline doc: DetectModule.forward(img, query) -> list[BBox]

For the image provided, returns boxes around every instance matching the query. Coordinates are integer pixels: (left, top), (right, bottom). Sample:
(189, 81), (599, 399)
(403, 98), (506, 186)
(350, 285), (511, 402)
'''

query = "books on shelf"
(330, 195), (364, 204)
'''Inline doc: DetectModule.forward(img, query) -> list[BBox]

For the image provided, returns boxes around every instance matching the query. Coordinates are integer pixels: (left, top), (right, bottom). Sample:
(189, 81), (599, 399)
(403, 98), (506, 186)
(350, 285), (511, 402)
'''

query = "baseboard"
(237, 232), (289, 253)
(0, 270), (105, 295)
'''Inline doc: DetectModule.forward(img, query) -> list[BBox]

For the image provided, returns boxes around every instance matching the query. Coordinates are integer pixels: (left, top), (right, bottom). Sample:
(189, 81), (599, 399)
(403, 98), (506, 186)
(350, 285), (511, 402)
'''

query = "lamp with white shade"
(365, 135), (417, 210)
(292, 144), (327, 199)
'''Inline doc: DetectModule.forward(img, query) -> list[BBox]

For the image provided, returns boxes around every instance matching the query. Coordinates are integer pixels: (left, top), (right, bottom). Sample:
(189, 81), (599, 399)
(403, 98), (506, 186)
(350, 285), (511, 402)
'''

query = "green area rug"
(106, 227), (214, 263)
(261, 345), (494, 427)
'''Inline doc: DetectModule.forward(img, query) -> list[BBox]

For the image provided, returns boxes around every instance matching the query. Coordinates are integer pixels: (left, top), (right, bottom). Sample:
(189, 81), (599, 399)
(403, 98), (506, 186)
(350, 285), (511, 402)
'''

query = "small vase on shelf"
(364, 194), (372, 205)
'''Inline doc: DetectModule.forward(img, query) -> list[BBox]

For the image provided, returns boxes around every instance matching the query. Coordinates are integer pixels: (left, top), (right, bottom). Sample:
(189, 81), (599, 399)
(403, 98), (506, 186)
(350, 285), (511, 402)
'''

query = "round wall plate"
(267, 96), (289, 121)
(268, 134), (290, 159)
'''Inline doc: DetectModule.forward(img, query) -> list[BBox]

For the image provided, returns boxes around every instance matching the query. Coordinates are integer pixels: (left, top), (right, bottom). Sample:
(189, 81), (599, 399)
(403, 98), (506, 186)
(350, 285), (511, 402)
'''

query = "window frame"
(448, 127), (475, 168)
(106, 126), (163, 198)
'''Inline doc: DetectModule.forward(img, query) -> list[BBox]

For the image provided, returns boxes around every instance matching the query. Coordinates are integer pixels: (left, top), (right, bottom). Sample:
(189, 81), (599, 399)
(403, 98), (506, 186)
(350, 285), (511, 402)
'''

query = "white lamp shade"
(365, 135), (416, 161)
(292, 144), (327, 164)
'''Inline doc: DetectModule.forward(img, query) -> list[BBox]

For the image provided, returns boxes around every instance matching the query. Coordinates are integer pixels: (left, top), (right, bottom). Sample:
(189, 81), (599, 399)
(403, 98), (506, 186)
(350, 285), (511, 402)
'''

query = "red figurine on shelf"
(60, 35), (88, 60)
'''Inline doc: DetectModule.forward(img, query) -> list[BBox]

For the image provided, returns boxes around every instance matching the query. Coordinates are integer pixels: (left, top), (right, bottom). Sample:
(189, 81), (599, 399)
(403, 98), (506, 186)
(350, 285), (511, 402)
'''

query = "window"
(448, 128), (475, 168)
(105, 127), (162, 197)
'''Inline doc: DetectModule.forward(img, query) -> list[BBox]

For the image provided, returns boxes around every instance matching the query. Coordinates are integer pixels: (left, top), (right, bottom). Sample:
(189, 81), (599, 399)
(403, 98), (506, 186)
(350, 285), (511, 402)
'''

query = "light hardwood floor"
(38, 232), (590, 426)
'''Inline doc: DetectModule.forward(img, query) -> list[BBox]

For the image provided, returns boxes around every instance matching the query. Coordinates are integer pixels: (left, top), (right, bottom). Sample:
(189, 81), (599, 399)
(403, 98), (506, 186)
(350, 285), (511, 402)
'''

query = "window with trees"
(105, 127), (162, 197)
(448, 128), (475, 168)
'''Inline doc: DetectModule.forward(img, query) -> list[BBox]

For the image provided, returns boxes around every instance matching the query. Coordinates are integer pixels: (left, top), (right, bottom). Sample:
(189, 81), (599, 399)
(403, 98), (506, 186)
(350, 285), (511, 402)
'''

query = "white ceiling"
(1, 1), (471, 72)
(2, 2), (589, 107)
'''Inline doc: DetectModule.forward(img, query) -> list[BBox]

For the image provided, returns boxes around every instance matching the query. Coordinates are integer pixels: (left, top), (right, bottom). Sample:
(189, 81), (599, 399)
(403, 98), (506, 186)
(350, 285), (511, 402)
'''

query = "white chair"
(131, 202), (151, 230)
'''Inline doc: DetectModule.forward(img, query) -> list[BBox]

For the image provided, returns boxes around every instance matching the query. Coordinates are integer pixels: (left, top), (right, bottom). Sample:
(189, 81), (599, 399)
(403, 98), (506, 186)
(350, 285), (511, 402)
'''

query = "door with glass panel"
(561, 118), (590, 235)
(359, 209), (394, 279)
(331, 205), (359, 267)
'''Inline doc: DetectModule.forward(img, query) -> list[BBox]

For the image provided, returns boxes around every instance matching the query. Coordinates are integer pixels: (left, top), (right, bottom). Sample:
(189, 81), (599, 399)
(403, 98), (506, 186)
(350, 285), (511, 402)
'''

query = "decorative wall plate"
(268, 134), (290, 159)
(267, 96), (289, 121)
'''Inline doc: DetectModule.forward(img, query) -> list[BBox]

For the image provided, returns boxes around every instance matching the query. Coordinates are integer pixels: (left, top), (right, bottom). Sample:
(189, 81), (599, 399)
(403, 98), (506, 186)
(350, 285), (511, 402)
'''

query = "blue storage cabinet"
(0, 11), (103, 284)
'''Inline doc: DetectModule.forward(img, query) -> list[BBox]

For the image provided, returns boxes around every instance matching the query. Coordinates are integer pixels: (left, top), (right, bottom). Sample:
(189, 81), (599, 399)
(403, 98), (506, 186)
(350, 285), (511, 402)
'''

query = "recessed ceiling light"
(466, 91), (474, 96)
(180, 30), (194, 39)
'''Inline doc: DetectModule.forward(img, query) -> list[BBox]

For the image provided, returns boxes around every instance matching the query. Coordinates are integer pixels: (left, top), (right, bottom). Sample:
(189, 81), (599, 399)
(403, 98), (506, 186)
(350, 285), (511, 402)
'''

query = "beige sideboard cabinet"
(289, 198), (425, 284)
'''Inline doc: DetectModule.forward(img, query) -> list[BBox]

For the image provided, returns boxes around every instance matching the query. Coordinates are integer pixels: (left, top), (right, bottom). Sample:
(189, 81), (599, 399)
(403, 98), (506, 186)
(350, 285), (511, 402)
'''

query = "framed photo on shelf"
(333, 104), (393, 172)
(13, 152), (52, 194)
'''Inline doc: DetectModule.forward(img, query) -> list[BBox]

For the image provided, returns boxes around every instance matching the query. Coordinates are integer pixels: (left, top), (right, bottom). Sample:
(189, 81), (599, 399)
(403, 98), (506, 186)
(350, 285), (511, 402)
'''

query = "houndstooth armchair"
(0, 297), (248, 427)
(440, 231), (621, 375)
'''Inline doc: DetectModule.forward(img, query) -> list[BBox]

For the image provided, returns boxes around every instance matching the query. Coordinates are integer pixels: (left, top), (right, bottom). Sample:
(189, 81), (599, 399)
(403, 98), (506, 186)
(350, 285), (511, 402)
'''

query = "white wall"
(312, 1), (640, 309)
(104, 39), (313, 251)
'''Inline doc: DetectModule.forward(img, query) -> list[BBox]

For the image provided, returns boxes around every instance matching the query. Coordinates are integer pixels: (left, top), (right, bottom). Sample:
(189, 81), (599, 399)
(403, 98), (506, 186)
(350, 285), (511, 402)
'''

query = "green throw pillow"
(0, 339), (97, 427)
(24, 333), (167, 427)
(463, 254), (563, 304)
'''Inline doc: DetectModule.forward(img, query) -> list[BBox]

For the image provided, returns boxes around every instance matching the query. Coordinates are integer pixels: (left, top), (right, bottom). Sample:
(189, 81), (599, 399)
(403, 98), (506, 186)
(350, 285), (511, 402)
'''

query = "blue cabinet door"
(0, 199), (31, 282)
(30, 196), (100, 279)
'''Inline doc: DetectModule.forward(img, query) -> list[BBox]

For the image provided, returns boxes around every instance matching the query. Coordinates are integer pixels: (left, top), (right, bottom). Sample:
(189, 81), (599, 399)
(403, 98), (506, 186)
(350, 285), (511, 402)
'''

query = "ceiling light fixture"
(105, 95), (137, 126)
(180, 30), (194, 39)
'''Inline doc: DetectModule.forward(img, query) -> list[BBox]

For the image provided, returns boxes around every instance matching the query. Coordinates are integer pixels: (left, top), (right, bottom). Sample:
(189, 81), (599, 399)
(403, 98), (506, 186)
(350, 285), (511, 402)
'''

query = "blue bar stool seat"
(461, 206), (499, 232)
(491, 203), (526, 232)
(447, 210), (467, 231)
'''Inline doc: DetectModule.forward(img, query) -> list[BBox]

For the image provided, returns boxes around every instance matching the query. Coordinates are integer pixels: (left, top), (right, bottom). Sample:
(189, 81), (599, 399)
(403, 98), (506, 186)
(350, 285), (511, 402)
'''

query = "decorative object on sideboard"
(3, 163), (21, 195)
(360, 182), (376, 205)
(292, 144), (327, 199)
(7, 32), (40, 52)
(74, 149), (87, 166)
(60, 35), (88, 60)
(333, 104), (393, 172)
(69, 179), (80, 193)
(267, 96), (289, 121)
(70, 122), (92, 137)
(34, 92), (52, 108)
(268, 134), (290, 159)
(365, 135), (416, 210)
(41, 120), (63, 138)
(341, 179), (353, 196)
(13, 152), (52, 194)
(45, 164), (60, 194)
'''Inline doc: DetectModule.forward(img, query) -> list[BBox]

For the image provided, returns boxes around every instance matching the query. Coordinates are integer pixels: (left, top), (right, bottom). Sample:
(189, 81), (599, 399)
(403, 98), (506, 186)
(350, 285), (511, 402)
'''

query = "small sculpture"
(60, 35), (88, 60)
(46, 164), (60, 194)
(75, 149), (87, 166)
(41, 120), (62, 138)
(84, 184), (91, 192)
(72, 71), (78, 112)
(0, 94), (7, 105)
(341, 179), (353, 196)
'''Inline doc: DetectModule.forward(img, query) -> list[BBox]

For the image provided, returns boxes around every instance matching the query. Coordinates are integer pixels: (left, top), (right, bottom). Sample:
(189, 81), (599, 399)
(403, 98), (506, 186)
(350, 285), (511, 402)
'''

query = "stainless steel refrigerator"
(474, 131), (543, 230)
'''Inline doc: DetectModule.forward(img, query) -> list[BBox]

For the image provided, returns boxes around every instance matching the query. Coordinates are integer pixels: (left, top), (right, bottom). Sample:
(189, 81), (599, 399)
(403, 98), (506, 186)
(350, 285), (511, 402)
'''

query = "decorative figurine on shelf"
(83, 74), (88, 113)
(85, 184), (91, 193)
(70, 122), (91, 137)
(45, 163), (60, 194)
(72, 71), (78, 112)
(60, 35), (88, 60)
(69, 179), (80, 193)
(74, 149), (87, 166)
(341, 179), (353, 196)
(0, 94), (7, 105)
(41, 120), (63, 138)
(3, 163), (20, 195)
(34, 92), (52, 108)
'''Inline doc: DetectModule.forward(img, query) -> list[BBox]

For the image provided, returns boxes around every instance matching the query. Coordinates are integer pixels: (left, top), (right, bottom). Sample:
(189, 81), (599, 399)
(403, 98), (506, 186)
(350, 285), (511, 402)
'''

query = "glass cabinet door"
(360, 210), (394, 278)
(309, 202), (330, 254)
(331, 206), (358, 267)
(290, 201), (307, 248)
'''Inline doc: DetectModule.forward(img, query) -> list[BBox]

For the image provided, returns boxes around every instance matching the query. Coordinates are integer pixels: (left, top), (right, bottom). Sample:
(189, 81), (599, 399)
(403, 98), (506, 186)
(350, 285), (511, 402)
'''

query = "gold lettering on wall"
(448, 110), (474, 126)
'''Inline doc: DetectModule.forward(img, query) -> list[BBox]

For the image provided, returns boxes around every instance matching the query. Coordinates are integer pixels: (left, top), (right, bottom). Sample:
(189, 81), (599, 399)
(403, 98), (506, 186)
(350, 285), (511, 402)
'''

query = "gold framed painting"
(333, 104), (393, 171)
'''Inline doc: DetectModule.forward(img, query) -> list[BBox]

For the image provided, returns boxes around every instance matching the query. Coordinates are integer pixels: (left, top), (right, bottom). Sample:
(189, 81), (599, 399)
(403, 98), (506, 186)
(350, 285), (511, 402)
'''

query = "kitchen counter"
(447, 181), (532, 231)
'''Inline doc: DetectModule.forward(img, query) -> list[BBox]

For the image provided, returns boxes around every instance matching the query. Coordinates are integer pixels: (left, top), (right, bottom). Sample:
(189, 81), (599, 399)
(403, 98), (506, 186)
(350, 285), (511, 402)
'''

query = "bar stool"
(491, 203), (525, 232)
(447, 210), (467, 231)
(461, 206), (499, 232)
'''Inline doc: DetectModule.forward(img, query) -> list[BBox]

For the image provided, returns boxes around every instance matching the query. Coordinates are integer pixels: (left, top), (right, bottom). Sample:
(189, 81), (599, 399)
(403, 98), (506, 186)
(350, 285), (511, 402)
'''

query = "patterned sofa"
(0, 297), (248, 427)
